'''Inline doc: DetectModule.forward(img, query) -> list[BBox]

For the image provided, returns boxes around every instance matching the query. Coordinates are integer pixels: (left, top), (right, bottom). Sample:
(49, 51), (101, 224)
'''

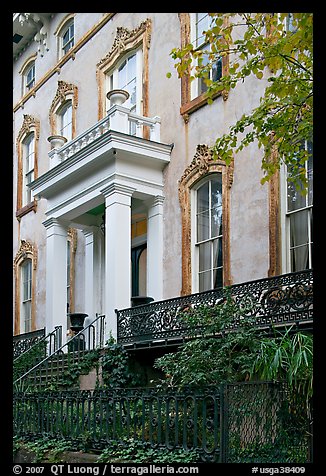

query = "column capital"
(42, 217), (69, 231)
(100, 182), (136, 199)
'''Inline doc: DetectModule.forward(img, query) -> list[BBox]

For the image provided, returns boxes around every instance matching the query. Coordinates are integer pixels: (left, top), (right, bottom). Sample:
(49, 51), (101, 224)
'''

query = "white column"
(101, 183), (135, 341)
(43, 218), (68, 345)
(83, 227), (101, 328)
(146, 196), (164, 301)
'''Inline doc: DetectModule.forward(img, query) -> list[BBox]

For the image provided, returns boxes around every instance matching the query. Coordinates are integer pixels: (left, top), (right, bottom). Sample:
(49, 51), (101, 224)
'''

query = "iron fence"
(13, 382), (312, 463)
(117, 270), (313, 346)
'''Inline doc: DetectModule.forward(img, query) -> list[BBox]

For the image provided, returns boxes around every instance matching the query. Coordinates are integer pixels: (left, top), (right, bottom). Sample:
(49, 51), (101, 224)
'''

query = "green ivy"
(96, 438), (201, 463)
(13, 340), (47, 382)
(100, 336), (141, 389)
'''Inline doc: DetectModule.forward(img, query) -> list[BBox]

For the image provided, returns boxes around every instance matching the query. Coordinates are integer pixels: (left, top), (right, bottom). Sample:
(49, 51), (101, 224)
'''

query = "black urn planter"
(68, 312), (88, 332)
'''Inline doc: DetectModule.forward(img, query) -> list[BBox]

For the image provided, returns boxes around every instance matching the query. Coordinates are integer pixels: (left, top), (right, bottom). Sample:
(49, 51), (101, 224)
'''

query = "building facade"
(13, 13), (313, 345)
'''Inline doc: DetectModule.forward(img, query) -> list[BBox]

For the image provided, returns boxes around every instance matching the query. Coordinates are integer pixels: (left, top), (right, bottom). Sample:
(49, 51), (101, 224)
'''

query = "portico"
(29, 107), (172, 343)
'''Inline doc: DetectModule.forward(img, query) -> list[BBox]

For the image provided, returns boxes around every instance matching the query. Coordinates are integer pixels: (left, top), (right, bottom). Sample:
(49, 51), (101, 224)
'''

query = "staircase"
(14, 314), (105, 392)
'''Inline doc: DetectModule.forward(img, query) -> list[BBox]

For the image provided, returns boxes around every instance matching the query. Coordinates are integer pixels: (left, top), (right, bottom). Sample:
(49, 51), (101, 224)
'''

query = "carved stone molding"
(14, 239), (37, 269)
(16, 114), (40, 148)
(97, 19), (151, 69)
(178, 144), (233, 295)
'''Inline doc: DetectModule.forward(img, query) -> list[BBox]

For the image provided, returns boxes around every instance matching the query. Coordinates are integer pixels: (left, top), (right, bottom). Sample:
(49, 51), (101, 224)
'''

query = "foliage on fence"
(13, 382), (312, 463)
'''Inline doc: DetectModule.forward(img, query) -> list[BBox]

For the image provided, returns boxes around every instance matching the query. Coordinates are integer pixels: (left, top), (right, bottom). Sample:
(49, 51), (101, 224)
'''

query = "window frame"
(16, 115), (39, 218)
(49, 81), (78, 141)
(96, 18), (152, 135)
(56, 16), (75, 59)
(22, 132), (35, 207)
(192, 174), (224, 292)
(280, 141), (313, 273)
(14, 240), (37, 336)
(190, 13), (223, 101)
(21, 259), (33, 333)
(58, 100), (73, 141)
(178, 144), (233, 295)
(178, 13), (229, 120)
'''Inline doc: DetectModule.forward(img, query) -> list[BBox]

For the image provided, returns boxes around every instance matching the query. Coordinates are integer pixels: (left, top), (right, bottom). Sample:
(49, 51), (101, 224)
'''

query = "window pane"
(196, 13), (210, 48)
(213, 238), (223, 268)
(213, 267), (223, 289)
(211, 206), (222, 238)
(290, 210), (309, 249)
(290, 245), (309, 272)
(127, 54), (136, 81)
(287, 180), (306, 212)
(23, 301), (32, 333)
(118, 60), (127, 89)
(199, 271), (211, 292)
(212, 56), (223, 82)
(197, 211), (209, 242)
(197, 182), (209, 213)
(199, 242), (211, 272)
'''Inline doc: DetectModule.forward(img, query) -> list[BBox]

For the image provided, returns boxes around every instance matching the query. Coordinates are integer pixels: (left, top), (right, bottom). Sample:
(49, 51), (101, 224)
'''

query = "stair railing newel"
(13, 314), (105, 391)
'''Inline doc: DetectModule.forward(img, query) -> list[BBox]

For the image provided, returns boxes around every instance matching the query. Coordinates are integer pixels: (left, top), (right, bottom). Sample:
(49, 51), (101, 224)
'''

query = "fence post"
(220, 383), (229, 463)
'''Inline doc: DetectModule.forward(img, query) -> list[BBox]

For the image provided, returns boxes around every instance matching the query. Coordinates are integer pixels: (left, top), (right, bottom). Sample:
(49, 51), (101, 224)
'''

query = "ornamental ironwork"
(13, 382), (312, 462)
(13, 328), (46, 359)
(117, 270), (313, 346)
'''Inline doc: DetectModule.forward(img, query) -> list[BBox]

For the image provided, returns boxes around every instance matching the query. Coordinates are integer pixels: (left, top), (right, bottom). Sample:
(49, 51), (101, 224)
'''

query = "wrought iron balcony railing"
(117, 269), (313, 347)
(13, 328), (46, 359)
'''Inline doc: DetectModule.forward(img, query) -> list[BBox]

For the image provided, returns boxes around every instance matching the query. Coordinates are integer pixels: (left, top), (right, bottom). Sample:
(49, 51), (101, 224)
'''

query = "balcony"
(30, 104), (171, 211)
(116, 269), (313, 349)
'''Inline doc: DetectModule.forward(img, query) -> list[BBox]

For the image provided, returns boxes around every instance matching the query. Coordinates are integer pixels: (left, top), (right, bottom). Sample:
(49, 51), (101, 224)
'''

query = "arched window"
(14, 240), (37, 335)
(22, 132), (35, 207)
(193, 174), (223, 291)
(55, 16), (75, 59)
(19, 56), (36, 96)
(58, 101), (73, 141)
(21, 259), (33, 333)
(49, 81), (78, 141)
(178, 144), (233, 295)
(96, 19), (151, 129)
(16, 115), (39, 217)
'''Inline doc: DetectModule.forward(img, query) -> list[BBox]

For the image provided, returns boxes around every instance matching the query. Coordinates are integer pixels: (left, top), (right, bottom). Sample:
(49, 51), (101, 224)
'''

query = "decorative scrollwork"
(117, 270), (313, 345)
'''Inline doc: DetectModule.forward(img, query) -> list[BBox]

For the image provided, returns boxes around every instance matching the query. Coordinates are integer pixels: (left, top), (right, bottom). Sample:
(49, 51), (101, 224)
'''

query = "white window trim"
(190, 13), (218, 100)
(20, 259), (32, 334)
(280, 149), (313, 274)
(191, 174), (223, 292)
(58, 101), (73, 141)
(57, 18), (75, 59)
(22, 133), (35, 207)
